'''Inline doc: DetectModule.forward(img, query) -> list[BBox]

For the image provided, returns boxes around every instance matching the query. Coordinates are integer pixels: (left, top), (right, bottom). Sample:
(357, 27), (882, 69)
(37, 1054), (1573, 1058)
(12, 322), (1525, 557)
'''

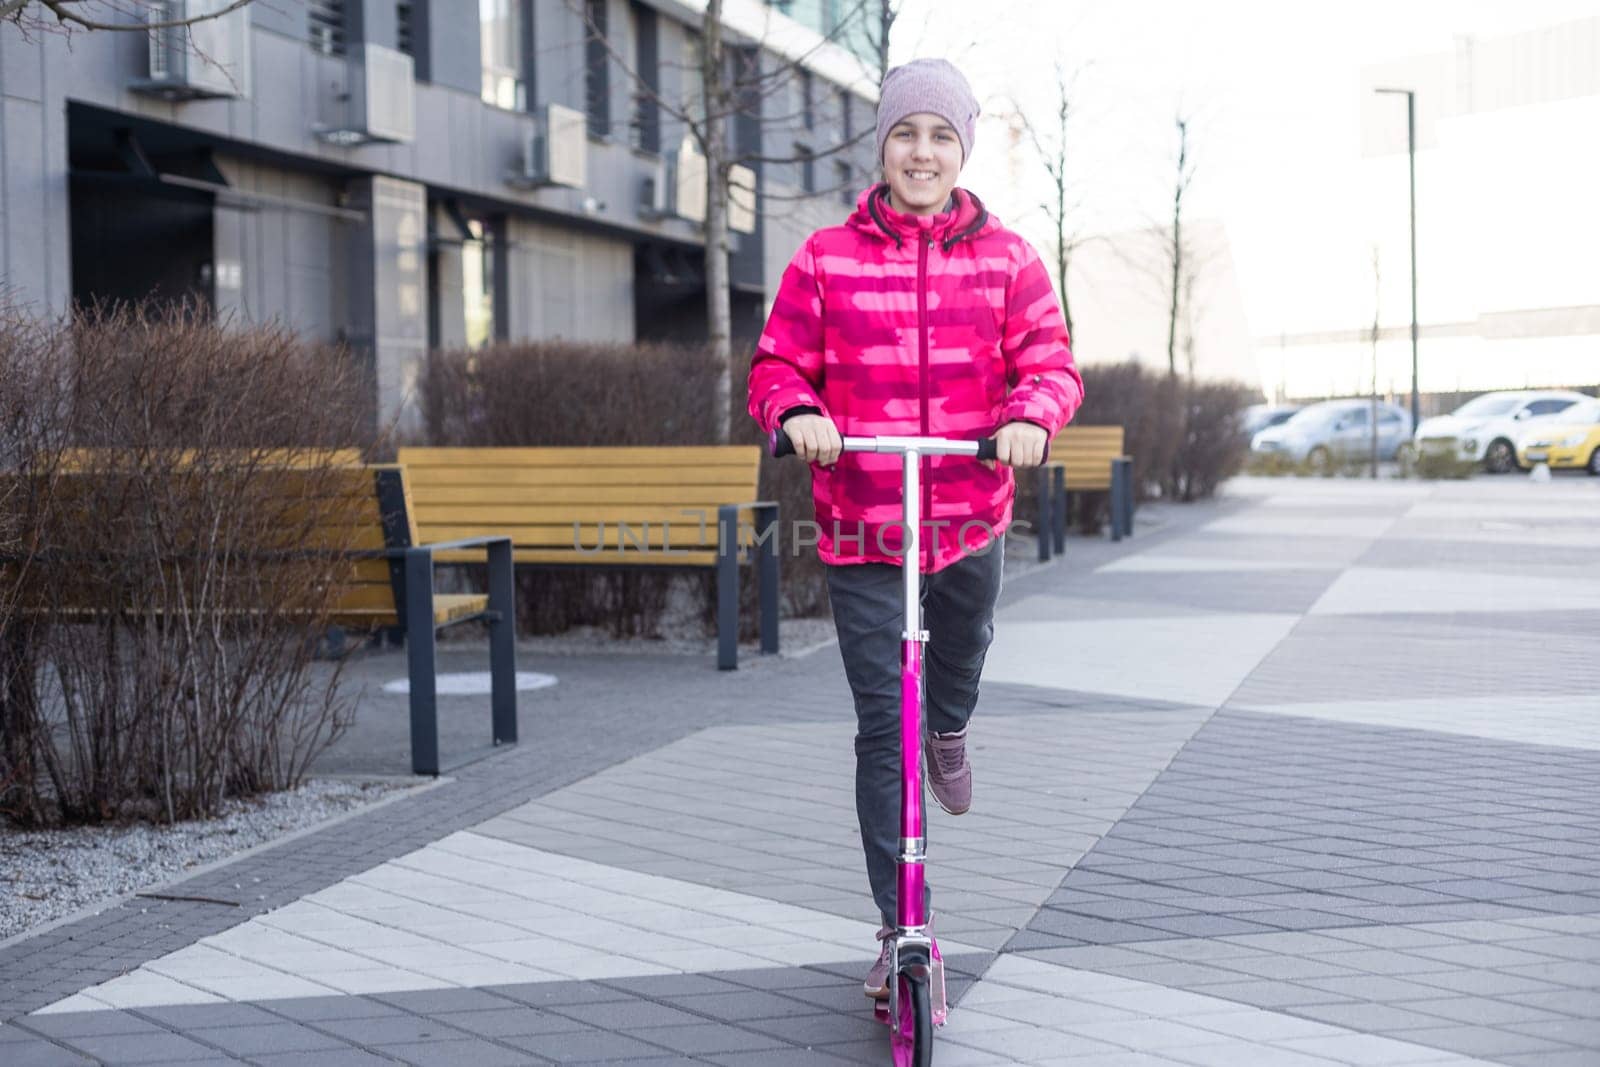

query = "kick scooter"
(773, 426), (999, 1066)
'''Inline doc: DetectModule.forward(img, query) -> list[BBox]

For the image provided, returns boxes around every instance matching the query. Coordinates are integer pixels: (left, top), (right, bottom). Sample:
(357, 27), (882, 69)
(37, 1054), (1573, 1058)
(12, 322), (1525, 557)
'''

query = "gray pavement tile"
(251, 1051), (408, 1067)
(736, 1010), (883, 1047)
(703, 1048), (860, 1065)
(1292, 1002), (1476, 1033)
(502, 1029), (675, 1062)
(624, 1022), (789, 1055)
(53, 1030), (226, 1064)
(946, 1026), (1125, 1060)
(1160, 1040), (1348, 1067)
(373, 988), (523, 1014)
(371, 1038), (539, 1067)
(598, 974), (751, 998)
(1314, 950), (1462, 976)
(131, 1004), (285, 1030)
(255, 995), (407, 1022)
(1501, 989), (1600, 1015)
(1500, 1053), (1600, 1067)
(1501, 959), (1600, 986)
(1395, 1025), (1574, 1058)
(482, 982), (639, 1007)
(312, 1014), (471, 1046)
(1404, 969), (1566, 997)
(0, 1039), (96, 1067)
(427, 1007), (592, 1038)
(1181, 1011), (1346, 1043)
(1401, 996), (1570, 1027)
(663, 989), (819, 1021)
(188, 1022), (351, 1056)
(547, 999), (716, 1031)
(1274, 1032), (1476, 1066)
(1296, 976), (1469, 1002)
(1503, 1018), (1600, 1045)
(15, 1011), (168, 1039)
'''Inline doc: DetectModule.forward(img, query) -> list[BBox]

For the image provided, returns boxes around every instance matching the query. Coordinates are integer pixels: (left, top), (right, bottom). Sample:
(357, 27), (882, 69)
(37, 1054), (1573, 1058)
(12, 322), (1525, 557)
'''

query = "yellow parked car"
(1516, 397), (1600, 474)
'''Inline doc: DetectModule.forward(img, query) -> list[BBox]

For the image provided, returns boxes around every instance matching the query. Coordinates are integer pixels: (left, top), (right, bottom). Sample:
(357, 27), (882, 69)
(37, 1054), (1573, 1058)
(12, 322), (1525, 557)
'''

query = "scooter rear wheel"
(889, 969), (933, 1066)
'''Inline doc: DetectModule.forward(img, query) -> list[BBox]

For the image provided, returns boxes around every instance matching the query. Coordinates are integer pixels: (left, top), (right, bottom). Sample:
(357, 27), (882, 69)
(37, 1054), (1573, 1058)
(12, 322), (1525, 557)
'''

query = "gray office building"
(0, 0), (878, 428)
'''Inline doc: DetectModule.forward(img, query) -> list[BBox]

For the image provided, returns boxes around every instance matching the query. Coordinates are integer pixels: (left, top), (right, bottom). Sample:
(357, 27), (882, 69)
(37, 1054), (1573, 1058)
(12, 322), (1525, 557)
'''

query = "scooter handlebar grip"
(976, 437), (999, 461)
(770, 427), (796, 458)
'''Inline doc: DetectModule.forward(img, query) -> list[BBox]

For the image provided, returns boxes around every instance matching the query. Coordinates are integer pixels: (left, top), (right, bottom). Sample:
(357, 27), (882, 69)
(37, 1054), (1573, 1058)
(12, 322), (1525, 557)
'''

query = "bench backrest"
(53, 448), (365, 471)
(1051, 425), (1127, 491)
(5, 463), (413, 629)
(396, 446), (762, 566)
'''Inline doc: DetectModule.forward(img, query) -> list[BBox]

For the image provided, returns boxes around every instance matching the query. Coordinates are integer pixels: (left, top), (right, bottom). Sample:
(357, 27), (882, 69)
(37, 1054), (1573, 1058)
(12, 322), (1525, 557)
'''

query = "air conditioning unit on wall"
(509, 104), (587, 189)
(640, 142), (756, 235)
(134, 0), (252, 100)
(316, 44), (415, 145)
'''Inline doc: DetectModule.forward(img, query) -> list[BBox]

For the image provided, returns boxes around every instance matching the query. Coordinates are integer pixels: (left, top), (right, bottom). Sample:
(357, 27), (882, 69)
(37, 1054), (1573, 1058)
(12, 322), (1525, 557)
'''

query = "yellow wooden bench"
(5, 463), (515, 775)
(396, 446), (779, 669)
(1036, 425), (1134, 559)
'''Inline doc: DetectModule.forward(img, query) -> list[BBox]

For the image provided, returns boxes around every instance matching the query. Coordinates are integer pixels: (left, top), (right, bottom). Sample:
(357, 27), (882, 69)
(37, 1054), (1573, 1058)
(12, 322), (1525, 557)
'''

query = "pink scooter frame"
(773, 429), (999, 1065)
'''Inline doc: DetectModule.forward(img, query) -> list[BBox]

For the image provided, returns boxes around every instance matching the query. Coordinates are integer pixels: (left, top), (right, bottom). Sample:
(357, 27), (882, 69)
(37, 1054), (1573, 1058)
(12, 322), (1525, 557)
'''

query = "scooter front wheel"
(890, 969), (933, 1066)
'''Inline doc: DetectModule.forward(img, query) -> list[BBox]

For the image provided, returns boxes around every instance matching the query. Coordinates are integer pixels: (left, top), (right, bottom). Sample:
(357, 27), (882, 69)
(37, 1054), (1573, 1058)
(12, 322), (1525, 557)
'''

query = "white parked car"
(1413, 390), (1591, 473)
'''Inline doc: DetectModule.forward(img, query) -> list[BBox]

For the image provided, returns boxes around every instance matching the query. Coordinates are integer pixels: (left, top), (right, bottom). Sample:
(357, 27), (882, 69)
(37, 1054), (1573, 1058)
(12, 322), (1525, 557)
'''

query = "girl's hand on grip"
(783, 413), (843, 466)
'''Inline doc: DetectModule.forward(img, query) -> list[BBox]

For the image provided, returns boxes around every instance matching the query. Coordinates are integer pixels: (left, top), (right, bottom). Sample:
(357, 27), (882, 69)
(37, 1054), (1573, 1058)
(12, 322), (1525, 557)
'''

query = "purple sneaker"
(925, 727), (972, 815)
(863, 925), (892, 999)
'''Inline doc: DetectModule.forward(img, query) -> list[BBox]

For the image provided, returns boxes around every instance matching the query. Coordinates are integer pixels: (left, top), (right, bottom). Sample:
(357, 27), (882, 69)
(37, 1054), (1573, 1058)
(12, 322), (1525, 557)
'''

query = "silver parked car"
(1251, 399), (1414, 468)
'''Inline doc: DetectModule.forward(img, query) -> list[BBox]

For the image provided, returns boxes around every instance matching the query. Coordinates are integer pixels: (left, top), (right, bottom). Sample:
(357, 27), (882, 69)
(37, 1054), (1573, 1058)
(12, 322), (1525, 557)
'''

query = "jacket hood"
(846, 183), (999, 250)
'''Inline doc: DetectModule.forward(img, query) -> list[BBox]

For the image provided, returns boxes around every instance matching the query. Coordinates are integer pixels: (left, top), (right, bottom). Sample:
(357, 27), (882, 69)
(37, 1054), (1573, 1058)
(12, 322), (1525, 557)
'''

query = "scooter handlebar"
(770, 426), (999, 461)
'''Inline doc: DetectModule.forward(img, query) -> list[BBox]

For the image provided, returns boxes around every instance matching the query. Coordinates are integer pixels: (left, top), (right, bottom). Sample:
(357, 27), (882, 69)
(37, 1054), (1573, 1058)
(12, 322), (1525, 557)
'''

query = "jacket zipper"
(917, 232), (932, 571)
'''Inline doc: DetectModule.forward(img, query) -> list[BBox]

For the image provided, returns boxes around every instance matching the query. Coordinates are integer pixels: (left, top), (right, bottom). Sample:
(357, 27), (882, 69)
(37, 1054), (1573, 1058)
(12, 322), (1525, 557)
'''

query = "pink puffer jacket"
(748, 184), (1084, 572)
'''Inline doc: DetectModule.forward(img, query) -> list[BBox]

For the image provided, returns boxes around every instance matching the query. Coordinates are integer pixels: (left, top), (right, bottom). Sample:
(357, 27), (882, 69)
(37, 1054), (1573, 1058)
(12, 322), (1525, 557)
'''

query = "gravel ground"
(0, 778), (421, 943)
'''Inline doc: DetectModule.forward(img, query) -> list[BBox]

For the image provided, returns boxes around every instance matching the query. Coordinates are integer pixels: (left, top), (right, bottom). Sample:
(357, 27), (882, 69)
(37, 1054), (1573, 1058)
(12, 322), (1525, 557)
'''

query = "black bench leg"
(1110, 460), (1131, 542)
(1036, 468), (1051, 562)
(717, 505), (738, 670)
(1052, 466), (1068, 555)
(488, 538), (517, 748)
(405, 548), (440, 776)
(756, 504), (779, 656)
(1118, 458), (1135, 536)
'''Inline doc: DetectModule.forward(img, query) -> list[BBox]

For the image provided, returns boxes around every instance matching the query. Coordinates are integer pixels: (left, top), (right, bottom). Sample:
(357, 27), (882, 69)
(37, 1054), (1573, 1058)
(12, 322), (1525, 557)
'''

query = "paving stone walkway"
(3, 474), (1597, 1065)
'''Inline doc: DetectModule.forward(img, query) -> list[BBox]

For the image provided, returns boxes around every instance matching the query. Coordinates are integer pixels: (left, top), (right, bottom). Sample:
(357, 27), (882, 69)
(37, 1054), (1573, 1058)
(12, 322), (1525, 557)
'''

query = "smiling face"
(881, 113), (964, 216)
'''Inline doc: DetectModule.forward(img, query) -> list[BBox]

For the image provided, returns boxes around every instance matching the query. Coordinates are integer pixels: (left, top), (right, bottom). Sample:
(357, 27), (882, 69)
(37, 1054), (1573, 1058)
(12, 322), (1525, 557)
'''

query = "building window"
(585, 0), (610, 137)
(799, 69), (814, 130)
(396, 0), (413, 55)
(796, 144), (815, 194)
(480, 0), (525, 109)
(308, 0), (346, 56)
(835, 160), (852, 205)
(840, 89), (852, 141)
(629, 1), (660, 152)
(463, 220), (496, 350)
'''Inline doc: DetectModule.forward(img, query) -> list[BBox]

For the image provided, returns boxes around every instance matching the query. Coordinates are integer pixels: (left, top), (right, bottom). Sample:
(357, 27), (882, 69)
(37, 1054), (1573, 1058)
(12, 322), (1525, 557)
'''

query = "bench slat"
(399, 446), (761, 469)
(411, 485), (758, 506)
(432, 548), (720, 567)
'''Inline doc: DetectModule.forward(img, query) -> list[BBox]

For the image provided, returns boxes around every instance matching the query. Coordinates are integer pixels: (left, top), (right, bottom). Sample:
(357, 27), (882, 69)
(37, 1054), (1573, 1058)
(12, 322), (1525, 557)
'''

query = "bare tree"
(1007, 61), (1097, 342)
(1, 0), (252, 34)
(572, 0), (888, 440)
(1165, 114), (1196, 378)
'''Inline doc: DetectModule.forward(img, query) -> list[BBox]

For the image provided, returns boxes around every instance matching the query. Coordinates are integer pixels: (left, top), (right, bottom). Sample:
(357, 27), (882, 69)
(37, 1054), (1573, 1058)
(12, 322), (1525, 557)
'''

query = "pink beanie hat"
(875, 58), (980, 164)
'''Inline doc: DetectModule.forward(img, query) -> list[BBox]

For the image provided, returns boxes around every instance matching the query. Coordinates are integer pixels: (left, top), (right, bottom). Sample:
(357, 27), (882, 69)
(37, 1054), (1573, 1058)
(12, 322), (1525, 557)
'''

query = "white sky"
(887, 0), (1600, 372)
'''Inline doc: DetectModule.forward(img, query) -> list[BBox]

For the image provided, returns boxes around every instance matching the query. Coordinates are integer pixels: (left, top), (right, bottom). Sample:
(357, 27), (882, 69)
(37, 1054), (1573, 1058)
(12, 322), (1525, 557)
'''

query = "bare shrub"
(0, 302), (369, 826)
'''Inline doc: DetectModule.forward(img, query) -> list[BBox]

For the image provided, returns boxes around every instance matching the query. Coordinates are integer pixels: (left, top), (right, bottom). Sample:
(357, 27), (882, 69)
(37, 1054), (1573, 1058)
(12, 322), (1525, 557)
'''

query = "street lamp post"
(1376, 87), (1419, 430)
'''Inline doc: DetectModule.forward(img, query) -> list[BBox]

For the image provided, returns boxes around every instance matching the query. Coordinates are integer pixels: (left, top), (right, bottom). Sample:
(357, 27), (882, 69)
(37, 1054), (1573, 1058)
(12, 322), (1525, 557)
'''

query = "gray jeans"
(827, 542), (1004, 927)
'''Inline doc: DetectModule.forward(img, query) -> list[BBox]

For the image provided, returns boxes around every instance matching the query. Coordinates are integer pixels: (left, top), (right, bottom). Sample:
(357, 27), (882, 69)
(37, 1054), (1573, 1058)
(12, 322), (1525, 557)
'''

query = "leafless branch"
(5, 0), (253, 33)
